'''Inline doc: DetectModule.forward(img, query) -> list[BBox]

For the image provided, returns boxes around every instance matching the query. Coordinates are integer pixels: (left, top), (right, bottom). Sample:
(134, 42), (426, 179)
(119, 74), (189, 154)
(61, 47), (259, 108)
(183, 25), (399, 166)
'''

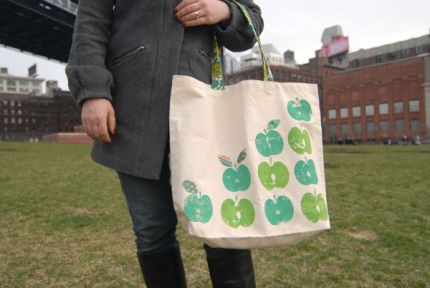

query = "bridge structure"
(0, 0), (80, 63)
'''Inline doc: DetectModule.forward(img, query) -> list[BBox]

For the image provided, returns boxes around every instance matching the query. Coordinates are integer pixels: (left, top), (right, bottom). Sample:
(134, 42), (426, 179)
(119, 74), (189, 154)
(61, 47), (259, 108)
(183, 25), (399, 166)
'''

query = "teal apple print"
(182, 180), (213, 223)
(287, 98), (312, 121)
(265, 195), (294, 225)
(294, 158), (318, 185)
(219, 148), (251, 192)
(221, 196), (255, 228)
(258, 160), (289, 190)
(301, 190), (328, 223)
(288, 127), (312, 155)
(255, 119), (284, 157)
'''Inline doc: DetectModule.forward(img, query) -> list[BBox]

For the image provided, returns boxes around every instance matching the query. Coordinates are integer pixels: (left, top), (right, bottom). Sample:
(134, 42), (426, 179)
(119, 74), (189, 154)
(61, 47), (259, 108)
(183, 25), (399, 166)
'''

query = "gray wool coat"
(65, 0), (264, 180)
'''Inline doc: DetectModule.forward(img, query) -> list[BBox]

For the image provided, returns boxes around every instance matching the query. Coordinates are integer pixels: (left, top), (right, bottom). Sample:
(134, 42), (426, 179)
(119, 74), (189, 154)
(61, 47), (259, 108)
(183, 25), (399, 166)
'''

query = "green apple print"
(287, 98), (312, 121)
(219, 148), (251, 192)
(294, 158), (318, 185)
(221, 196), (255, 228)
(288, 127), (312, 155)
(182, 180), (213, 223)
(258, 160), (289, 190)
(255, 119), (284, 157)
(301, 190), (328, 223)
(264, 195), (294, 225)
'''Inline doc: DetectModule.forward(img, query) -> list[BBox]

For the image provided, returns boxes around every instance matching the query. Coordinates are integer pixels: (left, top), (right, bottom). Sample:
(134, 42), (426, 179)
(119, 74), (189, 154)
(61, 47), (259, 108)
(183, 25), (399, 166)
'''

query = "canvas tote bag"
(169, 0), (330, 249)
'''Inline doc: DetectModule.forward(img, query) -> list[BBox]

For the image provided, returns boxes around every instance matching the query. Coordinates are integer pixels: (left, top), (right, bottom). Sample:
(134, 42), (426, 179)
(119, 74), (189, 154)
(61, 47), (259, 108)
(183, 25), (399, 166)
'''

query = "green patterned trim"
(211, 0), (274, 90)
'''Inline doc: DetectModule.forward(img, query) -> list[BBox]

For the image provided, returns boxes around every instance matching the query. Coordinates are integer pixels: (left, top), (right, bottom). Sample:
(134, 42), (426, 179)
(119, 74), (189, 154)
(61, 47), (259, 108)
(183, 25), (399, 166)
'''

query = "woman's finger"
(176, 2), (200, 20)
(175, 0), (198, 14)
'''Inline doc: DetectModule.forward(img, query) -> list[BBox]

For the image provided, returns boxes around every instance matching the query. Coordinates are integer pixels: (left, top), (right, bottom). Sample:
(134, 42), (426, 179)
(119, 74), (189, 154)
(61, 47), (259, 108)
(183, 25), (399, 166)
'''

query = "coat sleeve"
(214, 0), (264, 52)
(65, 0), (116, 109)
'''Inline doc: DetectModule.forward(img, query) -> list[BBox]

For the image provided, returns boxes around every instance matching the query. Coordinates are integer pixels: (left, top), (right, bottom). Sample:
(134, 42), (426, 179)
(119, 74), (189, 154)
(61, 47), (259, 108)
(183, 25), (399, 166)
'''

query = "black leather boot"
(136, 245), (187, 288)
(206, 248), (256, 288)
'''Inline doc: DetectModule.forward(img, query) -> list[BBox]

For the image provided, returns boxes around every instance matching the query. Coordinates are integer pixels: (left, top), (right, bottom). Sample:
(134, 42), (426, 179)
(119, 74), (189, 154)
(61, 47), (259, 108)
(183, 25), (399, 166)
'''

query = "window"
(11, 117), (15, 124)
(410, 119), (420, 132)
(379, 103), (388, 115)
(400, 49), (409, 58)
(328, 109), (336, 120)
(328, 124), (337, 138)
(409, 100), (419, 112)
(19, 80), (29, 86)
(352, 59), (360, 67)
(416, 46), (425, 55)
(341, 124), (349, 137)
(375, 55), (384, 63)
(394, 102), (404, 113)
(353, 122), (361, 137)
(367, 121), (375, 135)
(4, 118), (8, 124)
(352, 106), (361, 117)
(395, 120), (404, 133)
(340, 107), (348, 118)
(18, 118), (22, 124)
(365, 105), (374, 116)
(387, 52), (396, 60)
(7, 80), (16, 86)
(10, 101), (14, 107)
(380, 121), (389, 134)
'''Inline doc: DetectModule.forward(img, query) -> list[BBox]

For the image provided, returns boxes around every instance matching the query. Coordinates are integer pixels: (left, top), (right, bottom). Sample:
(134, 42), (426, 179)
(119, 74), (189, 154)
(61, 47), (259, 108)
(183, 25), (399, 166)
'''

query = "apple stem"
(235, 194), (238, 203)
(264, 129), (267, 134)
(270, 157), (272, 164)
(273, 194), (277, 201)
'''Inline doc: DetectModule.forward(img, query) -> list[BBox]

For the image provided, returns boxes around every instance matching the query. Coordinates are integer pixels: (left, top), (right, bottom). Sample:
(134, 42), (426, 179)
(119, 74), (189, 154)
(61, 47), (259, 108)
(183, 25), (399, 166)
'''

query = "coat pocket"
(110, 45), (145, 67)
(198, 48), (211, 62)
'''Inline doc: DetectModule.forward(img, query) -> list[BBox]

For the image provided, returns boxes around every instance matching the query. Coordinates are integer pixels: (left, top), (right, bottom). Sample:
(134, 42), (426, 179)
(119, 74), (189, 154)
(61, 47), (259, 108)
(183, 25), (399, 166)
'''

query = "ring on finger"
(194, 10), (200, 19)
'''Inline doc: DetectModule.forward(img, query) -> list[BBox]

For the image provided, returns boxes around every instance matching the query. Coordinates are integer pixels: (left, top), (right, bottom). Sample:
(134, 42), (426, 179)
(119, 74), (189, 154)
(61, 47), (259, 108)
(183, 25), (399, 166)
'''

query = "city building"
(0, 67), (44, 96)
(322, 34), (430, 144)
(0, 89), (81, 142)
(226, 28), (430, 144)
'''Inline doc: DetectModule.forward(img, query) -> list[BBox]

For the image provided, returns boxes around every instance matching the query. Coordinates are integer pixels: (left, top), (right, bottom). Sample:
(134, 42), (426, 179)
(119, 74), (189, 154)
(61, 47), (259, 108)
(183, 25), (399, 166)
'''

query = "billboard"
(319, 36), (349, 58)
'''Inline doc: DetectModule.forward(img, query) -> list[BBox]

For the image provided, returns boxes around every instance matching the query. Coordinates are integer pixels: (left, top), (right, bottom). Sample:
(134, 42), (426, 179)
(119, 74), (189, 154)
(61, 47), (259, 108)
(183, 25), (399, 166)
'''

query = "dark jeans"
(116, 143), (246, 258)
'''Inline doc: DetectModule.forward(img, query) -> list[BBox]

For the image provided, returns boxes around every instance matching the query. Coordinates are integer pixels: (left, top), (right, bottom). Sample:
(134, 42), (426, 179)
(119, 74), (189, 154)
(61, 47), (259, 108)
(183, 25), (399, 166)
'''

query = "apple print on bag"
(218, 148), (251, 192)
(301, 190), (328, 223)
(287, 98), (312, 121)
(258, 160), (289, 190)
(182, 180), (213, 223)
(221, 195), (255, 228)
(264, 195), (294, 225)
(294, 158), (318, 185)
(255, 119), (284, 157)
(255, 119), (290, 190)
(288, 127), (312, 155)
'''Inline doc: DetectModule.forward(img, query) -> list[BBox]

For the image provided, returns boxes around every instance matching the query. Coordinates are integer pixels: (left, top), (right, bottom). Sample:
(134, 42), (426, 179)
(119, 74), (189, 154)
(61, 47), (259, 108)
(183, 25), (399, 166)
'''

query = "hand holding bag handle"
(212, 0), (274, 90)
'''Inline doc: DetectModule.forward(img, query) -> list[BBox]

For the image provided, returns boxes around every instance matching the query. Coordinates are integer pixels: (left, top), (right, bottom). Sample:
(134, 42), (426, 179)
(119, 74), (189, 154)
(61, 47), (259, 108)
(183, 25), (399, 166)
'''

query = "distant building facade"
(0, 67), (44, 96)
(323, 34), (430, 144)
(226, 29), (430, 144)
(0, 90), (81, 142)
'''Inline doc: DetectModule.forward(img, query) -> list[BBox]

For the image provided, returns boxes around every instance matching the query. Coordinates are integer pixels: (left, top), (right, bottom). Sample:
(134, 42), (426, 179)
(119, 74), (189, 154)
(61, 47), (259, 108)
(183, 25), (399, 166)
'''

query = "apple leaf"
(267, 119), (280, 130)
(218, 155), (233, 167)
(182, 180), (198, 194)
(237, 148), (247, 164)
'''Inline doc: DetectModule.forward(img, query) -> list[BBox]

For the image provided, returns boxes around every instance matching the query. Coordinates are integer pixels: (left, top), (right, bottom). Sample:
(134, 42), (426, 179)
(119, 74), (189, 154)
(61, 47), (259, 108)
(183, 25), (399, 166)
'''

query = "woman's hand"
(175, 0), (231, 27)
(81, 98), (116, 143)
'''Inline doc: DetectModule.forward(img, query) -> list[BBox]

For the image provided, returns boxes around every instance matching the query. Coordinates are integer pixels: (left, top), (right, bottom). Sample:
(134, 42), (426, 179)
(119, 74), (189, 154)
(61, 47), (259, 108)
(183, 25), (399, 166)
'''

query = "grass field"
(0, 141), (429, 287)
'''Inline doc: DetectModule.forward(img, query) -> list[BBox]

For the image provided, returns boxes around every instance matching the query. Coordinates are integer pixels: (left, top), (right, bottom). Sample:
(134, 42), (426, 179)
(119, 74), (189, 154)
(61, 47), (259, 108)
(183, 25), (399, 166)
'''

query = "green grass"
(0, 142), (429, 287)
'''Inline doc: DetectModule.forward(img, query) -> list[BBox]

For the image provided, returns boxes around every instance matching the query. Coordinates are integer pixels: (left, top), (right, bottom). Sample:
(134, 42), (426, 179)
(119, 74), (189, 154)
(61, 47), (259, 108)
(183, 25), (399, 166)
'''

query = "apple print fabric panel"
(169, 76), (330, 249)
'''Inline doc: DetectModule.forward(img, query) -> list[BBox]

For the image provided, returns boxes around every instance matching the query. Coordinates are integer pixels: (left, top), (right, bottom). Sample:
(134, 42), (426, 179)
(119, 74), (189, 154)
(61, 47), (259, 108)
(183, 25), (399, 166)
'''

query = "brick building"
(0, 90), (81, 141)
(323, 35), (430, 144)
(226, 31), (430, 144)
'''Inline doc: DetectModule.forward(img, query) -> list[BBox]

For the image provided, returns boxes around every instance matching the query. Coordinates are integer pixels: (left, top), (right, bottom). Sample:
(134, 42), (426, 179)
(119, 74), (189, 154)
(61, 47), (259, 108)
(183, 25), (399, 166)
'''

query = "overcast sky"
(0, 0), (429, 92)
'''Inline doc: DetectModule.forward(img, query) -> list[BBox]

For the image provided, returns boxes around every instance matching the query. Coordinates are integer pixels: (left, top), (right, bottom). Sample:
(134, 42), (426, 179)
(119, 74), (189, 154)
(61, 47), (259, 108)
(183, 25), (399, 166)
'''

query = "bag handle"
(211, 0), (274, 90)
